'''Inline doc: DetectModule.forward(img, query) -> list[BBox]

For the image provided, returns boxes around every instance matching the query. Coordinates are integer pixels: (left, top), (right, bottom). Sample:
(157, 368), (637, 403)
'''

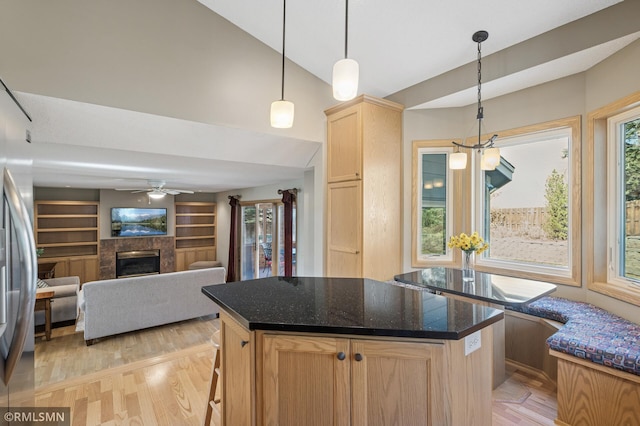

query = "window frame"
(605, 103), (640, 291)
(587, 92), (640, 306)
(471, 116), (582, 287)
(411, 139), (467, 268)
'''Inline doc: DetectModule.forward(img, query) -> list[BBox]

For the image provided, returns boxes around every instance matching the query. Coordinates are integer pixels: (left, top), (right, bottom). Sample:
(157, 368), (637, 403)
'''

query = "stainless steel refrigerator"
(0, 78), (37, 411)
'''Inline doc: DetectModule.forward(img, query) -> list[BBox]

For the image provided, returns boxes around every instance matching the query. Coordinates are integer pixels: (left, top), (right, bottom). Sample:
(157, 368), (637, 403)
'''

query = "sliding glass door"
(241, 203), (275, 280)
(240, 200), (297, 280)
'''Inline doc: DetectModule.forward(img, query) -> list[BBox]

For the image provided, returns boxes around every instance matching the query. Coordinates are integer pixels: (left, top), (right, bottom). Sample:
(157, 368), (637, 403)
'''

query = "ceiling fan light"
(148, 191), (166, 199)
(270, 100), (295, 128)
(449, 152), (467, 170)
(332, 58), (359, 101)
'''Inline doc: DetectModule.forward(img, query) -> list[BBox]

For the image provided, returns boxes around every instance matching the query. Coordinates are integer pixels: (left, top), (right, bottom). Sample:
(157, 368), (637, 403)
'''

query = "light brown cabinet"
(263, 334), (441, 426)
(326, 180), (362, 278)
(35, 201), (99, 284)
(217, 310), (493, 426)
(174, 202), (217, 271)
(220, 313), (253, 426)
(325, 95), (403, 281)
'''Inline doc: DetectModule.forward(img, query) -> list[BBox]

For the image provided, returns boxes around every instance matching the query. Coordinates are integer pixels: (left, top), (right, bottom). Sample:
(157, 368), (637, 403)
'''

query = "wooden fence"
(490, 207), (546, 232)
(492, 201), (640, 236)
(627, 200), (640, 236)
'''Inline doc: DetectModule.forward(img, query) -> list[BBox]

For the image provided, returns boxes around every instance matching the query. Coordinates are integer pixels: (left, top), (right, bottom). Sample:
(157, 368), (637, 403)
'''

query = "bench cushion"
(509, 296), (640, 376)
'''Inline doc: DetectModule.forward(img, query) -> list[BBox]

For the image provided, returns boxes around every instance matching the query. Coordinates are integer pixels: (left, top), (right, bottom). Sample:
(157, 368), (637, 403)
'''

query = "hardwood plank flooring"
(493, 364), (558, 425)
(35, 318), (558, 425)
(35, 315), (218, 387)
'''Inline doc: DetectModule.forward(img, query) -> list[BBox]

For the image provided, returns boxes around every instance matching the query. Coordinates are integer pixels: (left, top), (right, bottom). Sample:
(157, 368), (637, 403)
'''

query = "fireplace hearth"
(116, 250), (161, 278)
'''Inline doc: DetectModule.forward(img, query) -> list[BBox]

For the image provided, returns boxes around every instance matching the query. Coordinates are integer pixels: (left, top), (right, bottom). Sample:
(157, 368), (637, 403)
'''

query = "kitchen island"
(202, 276), (503, 426)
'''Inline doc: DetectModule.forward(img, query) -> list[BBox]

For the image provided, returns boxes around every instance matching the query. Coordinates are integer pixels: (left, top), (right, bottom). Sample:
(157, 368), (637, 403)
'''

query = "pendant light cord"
(344, 0), (349, 59)
(281, 0), (286, 101)
(476, 37), (483, 150)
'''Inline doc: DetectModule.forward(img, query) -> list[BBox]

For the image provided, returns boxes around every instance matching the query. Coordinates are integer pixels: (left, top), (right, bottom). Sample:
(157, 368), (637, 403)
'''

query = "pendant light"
(271, 0), (294, 128)
(450, 30), (499, 170)
(332, 0), (359, 101)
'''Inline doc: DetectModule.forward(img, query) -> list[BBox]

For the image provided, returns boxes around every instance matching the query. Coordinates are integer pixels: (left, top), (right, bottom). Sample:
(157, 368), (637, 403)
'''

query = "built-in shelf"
(35, 200), (100, 283)
(174, 202), (217, 271)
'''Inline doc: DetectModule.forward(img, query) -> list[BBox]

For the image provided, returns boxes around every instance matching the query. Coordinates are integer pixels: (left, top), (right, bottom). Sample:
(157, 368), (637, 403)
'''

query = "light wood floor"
(35, 318), (558, 425)
(35, 315), (218, 387)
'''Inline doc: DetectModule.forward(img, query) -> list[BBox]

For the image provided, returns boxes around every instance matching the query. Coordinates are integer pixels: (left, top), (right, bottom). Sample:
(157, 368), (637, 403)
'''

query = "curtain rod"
(278, 188), (298, 195)
(0, 77), (32, 122)
(228, 195), (241, 199)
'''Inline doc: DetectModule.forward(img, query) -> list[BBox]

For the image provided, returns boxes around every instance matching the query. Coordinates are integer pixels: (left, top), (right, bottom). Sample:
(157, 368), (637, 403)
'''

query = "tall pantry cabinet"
(324, 95), (403, 281)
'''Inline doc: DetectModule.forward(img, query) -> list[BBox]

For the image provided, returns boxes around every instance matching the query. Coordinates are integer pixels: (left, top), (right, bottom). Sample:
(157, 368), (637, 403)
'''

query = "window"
(473, 117), (581, 286)
(412, 140), (461, 267)
(412, 119), (580, 284)
(607, 106), (640, 287)
(587, 92), (640, 306)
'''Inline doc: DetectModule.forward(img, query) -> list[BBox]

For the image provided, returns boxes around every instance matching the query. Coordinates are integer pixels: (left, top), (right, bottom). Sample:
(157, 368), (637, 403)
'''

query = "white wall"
(0, 0), (334, 144)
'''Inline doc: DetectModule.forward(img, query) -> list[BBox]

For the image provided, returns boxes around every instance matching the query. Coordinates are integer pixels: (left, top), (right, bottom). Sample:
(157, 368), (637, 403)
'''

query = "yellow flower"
(448, 231), (489, 254)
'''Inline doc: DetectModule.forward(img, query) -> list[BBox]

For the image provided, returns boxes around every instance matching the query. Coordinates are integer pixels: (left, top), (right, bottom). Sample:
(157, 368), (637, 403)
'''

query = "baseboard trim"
(506, 358), (557, 387)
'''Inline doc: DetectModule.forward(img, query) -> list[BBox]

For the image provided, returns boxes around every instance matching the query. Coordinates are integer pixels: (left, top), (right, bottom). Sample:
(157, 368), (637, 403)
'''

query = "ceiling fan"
(115, 180), (194, 199)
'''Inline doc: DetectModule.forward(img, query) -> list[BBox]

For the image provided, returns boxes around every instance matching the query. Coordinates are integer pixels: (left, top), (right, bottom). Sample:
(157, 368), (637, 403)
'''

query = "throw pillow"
(36, 278), (49, 288)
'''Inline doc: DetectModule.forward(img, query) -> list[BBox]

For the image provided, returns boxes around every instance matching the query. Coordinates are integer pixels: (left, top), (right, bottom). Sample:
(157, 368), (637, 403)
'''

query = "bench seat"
(509, 296), (640, 425)
(509, 296), (640, 376)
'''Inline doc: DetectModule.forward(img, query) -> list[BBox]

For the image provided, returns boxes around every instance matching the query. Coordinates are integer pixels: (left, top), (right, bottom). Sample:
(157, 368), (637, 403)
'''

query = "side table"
(35, 291), (54, 341)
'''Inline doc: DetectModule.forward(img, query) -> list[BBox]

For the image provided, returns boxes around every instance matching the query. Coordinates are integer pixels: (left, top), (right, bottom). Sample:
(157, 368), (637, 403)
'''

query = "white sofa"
(77, 267), (226, 345)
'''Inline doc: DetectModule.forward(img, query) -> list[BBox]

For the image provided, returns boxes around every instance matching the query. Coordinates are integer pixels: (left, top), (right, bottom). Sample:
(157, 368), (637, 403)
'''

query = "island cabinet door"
(262, 334), (351, 426)
(350, 339), (445, 426)
(221, 314), (254, 426)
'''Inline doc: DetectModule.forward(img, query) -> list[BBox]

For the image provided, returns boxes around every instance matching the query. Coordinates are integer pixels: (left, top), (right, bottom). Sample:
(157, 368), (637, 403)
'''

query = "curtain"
(280, 189), (296, 277)
(227, 196), (240, 282)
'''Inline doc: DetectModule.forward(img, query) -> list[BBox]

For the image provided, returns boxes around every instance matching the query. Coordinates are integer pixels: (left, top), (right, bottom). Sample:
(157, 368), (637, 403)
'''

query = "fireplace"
(116, 250), (161, 278)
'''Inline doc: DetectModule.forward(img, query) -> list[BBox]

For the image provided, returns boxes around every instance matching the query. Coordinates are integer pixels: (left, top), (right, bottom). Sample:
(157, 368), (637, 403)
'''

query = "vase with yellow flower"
(448, 232), (489, 281)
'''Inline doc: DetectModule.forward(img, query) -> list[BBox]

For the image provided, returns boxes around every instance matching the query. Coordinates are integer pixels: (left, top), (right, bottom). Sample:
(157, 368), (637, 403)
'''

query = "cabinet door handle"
(241, 340), (249, 347)
(337, 352), (346, 361)
(354, 353), (363, 362)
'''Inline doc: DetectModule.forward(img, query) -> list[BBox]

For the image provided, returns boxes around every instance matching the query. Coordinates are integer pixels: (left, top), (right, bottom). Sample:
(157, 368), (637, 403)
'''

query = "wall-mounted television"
(111, 207), (167, 237)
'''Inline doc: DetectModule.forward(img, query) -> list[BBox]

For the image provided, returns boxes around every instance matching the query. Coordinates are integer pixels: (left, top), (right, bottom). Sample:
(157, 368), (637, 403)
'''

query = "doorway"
(240, 201), (296, 280)
(241, 202), (275, 280)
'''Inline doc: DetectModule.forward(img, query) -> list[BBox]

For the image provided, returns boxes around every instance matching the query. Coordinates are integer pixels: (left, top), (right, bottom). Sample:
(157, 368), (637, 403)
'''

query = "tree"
(421, 207), (446, 254)
(625, 118), (640, 201)
(543, 169), (568, 240)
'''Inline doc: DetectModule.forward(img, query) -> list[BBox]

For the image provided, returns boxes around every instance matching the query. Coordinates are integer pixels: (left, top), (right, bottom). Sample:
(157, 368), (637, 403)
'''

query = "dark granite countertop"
(202, 276), (503, 340)
(395, 268), (557, 307)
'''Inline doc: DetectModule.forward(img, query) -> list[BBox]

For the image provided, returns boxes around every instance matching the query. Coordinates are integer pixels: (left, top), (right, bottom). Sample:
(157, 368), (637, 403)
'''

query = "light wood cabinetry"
(262, 335), (351, 425)
(174, 202), (217, 271)
(325, 95), (403, 280)
(326, 180), (362, 278)
(218, 311), (493, 426)
(263, 334), (443, 426)
(35, 201), (99, 284)
(220, 312), (254, 426)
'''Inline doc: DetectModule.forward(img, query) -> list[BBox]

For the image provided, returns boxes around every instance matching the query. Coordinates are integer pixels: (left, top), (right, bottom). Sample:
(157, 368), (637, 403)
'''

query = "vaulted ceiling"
(4, 0), (640, 193)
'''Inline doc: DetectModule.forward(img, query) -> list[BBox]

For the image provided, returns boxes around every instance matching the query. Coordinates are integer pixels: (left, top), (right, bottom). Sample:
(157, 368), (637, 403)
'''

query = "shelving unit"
(34, 201), (100, 284)
(174, 202), (217, 271)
